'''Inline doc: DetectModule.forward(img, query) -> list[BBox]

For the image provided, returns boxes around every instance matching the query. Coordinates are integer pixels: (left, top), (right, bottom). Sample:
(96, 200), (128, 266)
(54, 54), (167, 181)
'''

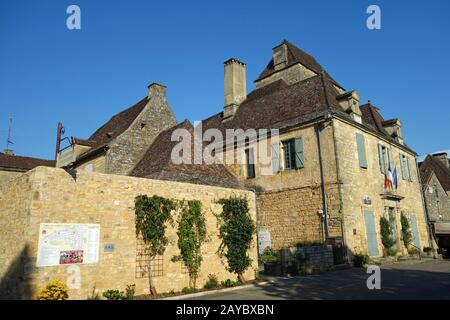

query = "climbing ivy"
(400, 212), (412, 248)
(135, 194), (176, 296)
(380, 216), (396, 249)
(216, 196), (255, 283)
(172, 200), (207, 289)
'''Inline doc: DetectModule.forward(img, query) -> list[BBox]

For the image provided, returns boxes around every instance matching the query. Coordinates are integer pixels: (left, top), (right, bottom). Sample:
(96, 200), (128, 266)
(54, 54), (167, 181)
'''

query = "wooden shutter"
(378, 144), (385, 174)
(294, 137), (304, 169)
(400, 153), (406, 180)
(356, 133), (368, 168)
(406, 157), (413, 181)
(387, 148), (394, 170)
(271, 142), (280, 173)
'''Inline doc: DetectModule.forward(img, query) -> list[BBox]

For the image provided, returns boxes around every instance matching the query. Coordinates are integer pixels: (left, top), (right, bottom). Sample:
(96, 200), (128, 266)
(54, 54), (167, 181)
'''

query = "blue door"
(364, 211), (379, 256)
(410, 214), (421, 249)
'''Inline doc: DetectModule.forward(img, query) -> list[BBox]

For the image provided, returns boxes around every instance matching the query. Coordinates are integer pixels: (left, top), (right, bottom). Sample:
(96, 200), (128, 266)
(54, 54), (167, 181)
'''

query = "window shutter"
(407, 157), (413, 181)
(378, 144), (385, 174)
(294, 137), (304, 169)
(400, 152), (406, 180)
(356, 133), (368, 168)
(387, 148), (394, 170)
(271, 142), (280, 173)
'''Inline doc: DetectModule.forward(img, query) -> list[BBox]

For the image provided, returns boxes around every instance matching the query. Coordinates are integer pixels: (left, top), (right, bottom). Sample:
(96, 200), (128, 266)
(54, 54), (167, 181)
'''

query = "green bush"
(383, 247), (397, 257)
(352, 253), (369, 267)
(408, 247), (420, 256)
(259, 247), (278, 262)
(125, 284), (135, 300)
(181, 287), (198, 294)
(400, 213), (412, 248)
(204, 274), (219, 289)
(221, 279), (240, 288)
(380, 217), (396, 249)
(102, 290), (126, 300)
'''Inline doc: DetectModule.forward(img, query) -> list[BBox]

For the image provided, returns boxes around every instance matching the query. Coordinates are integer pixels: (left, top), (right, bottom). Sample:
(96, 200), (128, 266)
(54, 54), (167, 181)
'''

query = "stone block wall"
(105, 84), (177, 176)
(423, 172), (450, 222)
(332, 118), (430, 256)
(0, 167), (257, 300)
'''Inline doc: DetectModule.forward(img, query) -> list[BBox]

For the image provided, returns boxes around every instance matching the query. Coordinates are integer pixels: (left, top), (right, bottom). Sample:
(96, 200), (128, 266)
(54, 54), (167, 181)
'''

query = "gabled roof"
(360, 103), (390, 136)
(88, 97), (148, 149)
(0, 153), (55, 171)
(419, 155), (450, 191)
(255, 39), (343, 89)
(130, 120), (241, 189)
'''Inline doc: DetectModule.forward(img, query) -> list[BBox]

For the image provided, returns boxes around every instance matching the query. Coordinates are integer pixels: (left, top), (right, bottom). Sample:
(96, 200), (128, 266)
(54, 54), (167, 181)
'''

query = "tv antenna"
(4, 116), (14, 155)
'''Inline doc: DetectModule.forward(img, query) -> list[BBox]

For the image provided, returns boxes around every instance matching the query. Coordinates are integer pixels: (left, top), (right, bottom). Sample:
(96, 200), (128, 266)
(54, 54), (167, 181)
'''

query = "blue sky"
(0, 0), (449, 160)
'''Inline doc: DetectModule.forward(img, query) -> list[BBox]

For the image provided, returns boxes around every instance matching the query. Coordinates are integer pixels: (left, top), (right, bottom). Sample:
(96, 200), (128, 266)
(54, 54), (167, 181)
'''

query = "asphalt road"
(192, 259), (450, 300)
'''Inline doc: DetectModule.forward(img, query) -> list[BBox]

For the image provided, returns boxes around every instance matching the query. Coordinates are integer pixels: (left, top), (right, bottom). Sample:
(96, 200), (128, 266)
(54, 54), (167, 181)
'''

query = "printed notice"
(37, 223), (100, 267)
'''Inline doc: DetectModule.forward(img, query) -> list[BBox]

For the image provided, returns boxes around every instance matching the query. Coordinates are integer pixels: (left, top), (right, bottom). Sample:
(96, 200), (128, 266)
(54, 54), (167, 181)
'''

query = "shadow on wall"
(0, 245), (33, 300)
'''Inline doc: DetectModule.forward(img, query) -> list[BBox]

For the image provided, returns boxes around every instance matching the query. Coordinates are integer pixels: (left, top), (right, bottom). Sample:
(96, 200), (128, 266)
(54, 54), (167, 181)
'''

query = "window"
(282, 137), (304, 170)
(245, 148), (255, 179)
(283, 139), (296, 170)
(378, 144), (394, 174)
(400, 153), (413, 181)
(356, 133), (368, 168)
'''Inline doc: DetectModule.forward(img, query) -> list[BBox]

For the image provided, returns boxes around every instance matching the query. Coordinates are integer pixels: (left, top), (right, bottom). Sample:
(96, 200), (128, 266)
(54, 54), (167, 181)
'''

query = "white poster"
(37, 223), (100, 267)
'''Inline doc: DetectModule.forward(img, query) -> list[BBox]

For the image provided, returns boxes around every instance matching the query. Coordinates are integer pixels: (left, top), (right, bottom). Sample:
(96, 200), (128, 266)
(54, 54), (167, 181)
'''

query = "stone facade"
(104, 84), (177, 175)
(423, 172), (450, 222)
(333, 118), (430, 256)
(0, 169), (23, 186)
(0, 167), (257, 300)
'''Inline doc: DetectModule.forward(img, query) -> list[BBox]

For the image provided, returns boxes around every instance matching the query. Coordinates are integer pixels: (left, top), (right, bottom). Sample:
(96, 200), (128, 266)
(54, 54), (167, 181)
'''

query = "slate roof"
(88, 97), (148, 149)
(0, 153), (55, 171)
(255, 39), (343, 89)
(202, 74), (343, 134)
(130, 120), (241, 189)
(419, 154), (450, 191)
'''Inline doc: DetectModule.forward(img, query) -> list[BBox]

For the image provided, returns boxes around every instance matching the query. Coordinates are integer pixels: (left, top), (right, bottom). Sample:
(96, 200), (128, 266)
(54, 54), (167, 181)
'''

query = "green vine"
(216, 195), (255, 283)
(380, 216), (396, 249)
(172, 200), (207, 289)
(400, 213), (412, 248)
(135, 194), (175, 296)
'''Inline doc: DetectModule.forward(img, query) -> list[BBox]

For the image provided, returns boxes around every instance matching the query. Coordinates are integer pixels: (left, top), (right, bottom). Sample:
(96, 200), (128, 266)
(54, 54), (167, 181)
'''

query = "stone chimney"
(223, 58), (246, 120)
(148, 82), (167, 98)
(272, 42), (288, 71)
(382, 118), (403, 145)
(337, 90), (362, 124)
(433, 152), (449, 169)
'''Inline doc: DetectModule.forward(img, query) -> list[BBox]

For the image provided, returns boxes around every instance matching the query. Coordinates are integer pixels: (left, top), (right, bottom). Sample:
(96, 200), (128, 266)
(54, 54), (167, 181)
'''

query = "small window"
(245, 148), (255, 179)
(282, 139), (296, 170)
(140, 123), (146, 132)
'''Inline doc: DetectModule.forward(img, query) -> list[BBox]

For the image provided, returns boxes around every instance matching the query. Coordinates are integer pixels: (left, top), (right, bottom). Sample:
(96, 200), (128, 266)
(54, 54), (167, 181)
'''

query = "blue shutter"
(387, 148), (394, 170)
(378, 144), (385, 174)
(407, 157), (413, 181)
(294, 137), (304, 169)
(271, 142), (280, 173)
(364, 211), (379, 256)
(356, 133), (368, 168)
(410, 214), (421, 249)
(400, 153), (406, 180)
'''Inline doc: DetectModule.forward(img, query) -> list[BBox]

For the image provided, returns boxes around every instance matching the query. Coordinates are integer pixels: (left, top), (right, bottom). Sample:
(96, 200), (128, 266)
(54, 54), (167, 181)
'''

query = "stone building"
(419, 152), (450, 255)
(56, 83), (177, 176)
(0, 151), (54, 185)
(201, 40), (430, 259)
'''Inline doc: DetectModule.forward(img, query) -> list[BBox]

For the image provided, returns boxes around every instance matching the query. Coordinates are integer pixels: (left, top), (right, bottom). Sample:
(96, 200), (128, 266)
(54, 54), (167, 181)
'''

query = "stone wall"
(423, 172), (450, 222)
(225, 123), (342, 250)
(105, 84), (177, 176)
(0, 169), (24, 186)
(0, 167), (257, 300)
(333, 118), (430, 256)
